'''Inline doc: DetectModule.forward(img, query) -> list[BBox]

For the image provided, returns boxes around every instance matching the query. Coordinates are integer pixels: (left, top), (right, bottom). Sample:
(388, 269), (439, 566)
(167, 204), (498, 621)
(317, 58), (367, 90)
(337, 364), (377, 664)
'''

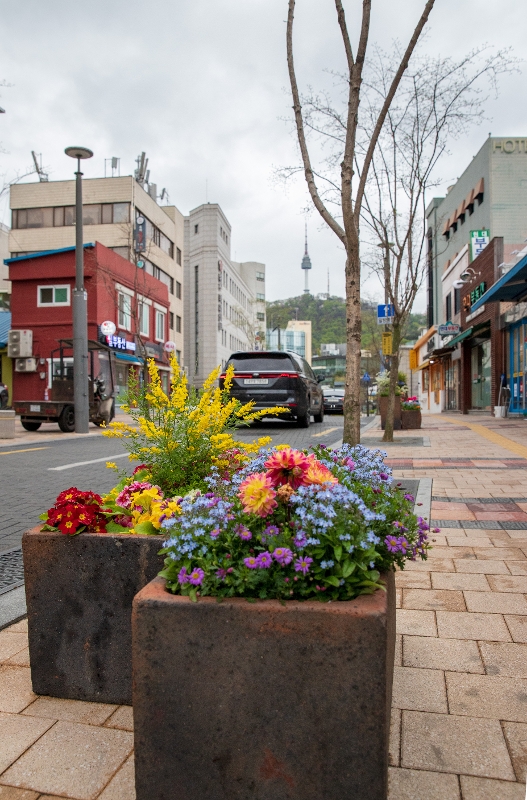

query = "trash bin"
(0, 409), (16, 438)
(494, 405), (506, 418)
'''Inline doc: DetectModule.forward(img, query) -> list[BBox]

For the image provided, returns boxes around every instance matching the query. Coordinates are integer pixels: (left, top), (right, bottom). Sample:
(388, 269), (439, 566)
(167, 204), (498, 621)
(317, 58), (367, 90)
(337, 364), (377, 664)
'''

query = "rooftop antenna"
(31, 151), (48, 182)
(160, 188), (169, 204)
(104, 157), (120, 178)
(301, 220), (312, 294)
(134, 152), (148, 186)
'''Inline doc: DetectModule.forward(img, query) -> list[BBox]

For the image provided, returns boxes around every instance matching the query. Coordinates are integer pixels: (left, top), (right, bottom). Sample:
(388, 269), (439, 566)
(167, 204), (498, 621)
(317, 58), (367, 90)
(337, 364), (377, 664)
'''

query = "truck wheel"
(58, 405), (75, 433)
(21, 419), (42, 431)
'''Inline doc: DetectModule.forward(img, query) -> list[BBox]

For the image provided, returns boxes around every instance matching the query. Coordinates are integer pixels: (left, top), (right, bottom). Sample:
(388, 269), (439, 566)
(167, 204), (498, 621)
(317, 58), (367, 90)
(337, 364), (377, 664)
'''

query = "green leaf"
(333, 545), (343, 562)
(133, 521), (159, 536)
(39, 512), (48, 521)
(105, 521), (132, 533)
(189, 588), (198, 603)
(324, 576), (340, 587)
(342, 560), (356, 578)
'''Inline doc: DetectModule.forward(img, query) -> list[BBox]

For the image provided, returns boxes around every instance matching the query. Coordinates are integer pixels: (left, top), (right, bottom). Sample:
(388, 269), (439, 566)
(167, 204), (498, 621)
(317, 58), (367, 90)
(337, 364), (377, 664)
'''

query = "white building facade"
(184, 204), (266, 386)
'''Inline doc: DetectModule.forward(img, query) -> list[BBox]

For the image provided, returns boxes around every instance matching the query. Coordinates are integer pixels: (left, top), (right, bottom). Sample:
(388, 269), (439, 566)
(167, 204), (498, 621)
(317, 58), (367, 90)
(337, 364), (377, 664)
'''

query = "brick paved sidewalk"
(0, 415), (526, 799)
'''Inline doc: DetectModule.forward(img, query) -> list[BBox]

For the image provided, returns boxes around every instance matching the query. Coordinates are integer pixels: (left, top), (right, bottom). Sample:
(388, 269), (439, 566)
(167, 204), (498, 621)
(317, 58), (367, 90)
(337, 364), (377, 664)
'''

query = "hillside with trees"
(266, 295), (425, 355)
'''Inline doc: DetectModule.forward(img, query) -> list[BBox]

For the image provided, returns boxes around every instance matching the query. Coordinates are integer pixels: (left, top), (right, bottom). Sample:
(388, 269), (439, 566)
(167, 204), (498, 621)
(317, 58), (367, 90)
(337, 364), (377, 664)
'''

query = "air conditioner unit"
(15, 357), (38, 373)
(8, 329), (33, 358)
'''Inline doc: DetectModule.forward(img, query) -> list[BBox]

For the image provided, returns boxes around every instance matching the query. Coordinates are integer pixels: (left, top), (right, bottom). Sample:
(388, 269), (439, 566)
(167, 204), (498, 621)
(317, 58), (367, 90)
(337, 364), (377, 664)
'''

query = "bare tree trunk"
(382, 321), (402, 442)
(343, 231), (362, 444)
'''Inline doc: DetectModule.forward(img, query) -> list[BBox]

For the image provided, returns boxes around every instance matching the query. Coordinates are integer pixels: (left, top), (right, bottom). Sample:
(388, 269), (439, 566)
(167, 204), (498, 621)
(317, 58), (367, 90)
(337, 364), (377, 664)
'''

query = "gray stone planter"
(132, 573), (396, 800)
(22, 527), (164, 704)
(401, 409), (422, 429)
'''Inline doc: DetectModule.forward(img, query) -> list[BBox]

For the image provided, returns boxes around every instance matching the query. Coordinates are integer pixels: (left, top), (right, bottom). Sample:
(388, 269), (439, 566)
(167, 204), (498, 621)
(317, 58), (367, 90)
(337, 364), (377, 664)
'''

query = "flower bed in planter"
(130, 442), (434, 800)
(23, 527), (164, 704)
(132, 572), (395, 800)
(401, 408), (422, 429)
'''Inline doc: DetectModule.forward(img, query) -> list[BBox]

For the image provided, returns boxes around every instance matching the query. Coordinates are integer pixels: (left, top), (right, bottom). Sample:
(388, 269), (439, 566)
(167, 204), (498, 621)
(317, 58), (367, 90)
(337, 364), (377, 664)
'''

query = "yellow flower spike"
(223, 363), (235, 393)
(201, 365), (221, 393)
(105, 461), (118, 470)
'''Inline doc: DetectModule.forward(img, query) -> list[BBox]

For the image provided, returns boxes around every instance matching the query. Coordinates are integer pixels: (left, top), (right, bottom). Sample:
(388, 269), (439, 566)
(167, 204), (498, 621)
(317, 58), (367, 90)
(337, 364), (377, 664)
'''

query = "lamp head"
(65, 146), (93, 160)
(453, 279), (465, 289)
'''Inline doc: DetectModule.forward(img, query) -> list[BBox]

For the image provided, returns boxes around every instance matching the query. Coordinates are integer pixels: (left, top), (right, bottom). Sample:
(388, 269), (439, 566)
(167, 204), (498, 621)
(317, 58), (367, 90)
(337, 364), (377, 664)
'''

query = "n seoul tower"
(301, 222), (312, 294)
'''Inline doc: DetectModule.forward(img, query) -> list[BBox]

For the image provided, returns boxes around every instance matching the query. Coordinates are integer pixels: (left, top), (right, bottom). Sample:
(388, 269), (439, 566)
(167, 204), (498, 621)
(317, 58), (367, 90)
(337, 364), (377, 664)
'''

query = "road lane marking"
(48, 453), (129, 471)
(311, 427), (339, 438)
(0, 447), (50, 456)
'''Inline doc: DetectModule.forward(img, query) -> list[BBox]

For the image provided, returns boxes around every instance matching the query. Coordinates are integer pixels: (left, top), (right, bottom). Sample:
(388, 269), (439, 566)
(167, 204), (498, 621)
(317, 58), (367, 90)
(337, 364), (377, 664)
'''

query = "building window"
(176, 350), (181, 363)
(155, 310), (165, 342)
(176, 280), (182, 299)
(53, 207), (64, 227)
(176, 247), (182, 266)
(12, 202), (131, 229)
(454, 287), (461, 315)
(256, 293), (265, 301)
(169, 311), (174, 330)
(194, 224), (199, 234)
(138, 302), (149, 337)
(256, 272), (265, 281)
(169, 277), (174, 295)
(113, 203), (130, 223)
(176, 315), (182, 333)
(445, 292), (452, 320)
(83, 204), (101, 225)
(37, 284), (70, 307)
(257, 312), (265, 321)
(118, 291), (132, 330)
(64, 206), (76, 226)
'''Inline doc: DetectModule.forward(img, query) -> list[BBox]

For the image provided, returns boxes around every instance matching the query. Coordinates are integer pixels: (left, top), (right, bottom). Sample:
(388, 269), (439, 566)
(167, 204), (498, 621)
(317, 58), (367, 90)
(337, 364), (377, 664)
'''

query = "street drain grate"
(0, 548), (24, 595)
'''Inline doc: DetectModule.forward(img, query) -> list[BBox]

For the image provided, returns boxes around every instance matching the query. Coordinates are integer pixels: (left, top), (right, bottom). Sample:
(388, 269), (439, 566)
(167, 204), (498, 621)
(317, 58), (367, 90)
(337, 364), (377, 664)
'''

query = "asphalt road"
(0, 412), (375, 555)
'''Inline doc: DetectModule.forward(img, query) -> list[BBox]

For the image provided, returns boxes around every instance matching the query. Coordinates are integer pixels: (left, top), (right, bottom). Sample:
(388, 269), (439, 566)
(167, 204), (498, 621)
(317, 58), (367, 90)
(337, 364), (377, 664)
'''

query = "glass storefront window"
(471, 340), (491, 409)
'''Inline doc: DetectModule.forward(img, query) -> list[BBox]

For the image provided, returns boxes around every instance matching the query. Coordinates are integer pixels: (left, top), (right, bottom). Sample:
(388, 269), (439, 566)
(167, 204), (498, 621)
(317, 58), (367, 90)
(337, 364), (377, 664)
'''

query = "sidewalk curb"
(415, 477), (433, 523)
(0, 586), (27, 631)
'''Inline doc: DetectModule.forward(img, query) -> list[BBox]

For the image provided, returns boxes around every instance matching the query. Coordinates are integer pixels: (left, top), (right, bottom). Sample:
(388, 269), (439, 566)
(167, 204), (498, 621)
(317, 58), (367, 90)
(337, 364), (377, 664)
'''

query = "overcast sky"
(1, 0), (525, 309)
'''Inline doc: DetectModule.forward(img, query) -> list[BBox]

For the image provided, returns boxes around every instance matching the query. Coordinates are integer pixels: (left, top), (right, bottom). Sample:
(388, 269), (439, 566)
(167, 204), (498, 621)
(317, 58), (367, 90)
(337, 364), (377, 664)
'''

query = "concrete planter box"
(22, 527), (164, 704)
(401, 409), (422, 430)
(379, 396), (401, 430)
(0, 409), (16, 439)
(132, 572), (396, 800)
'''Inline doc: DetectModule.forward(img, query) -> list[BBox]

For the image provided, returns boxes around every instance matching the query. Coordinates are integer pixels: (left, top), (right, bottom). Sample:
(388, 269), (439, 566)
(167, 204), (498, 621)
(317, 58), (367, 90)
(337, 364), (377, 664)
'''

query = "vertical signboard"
(470, 229), (490, 262)
(135, 215), (147, 252)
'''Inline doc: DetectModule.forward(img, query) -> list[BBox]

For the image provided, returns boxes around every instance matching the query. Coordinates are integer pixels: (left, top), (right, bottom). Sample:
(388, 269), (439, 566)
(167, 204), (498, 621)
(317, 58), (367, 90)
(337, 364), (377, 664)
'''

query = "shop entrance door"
(471, 340), (491, 409)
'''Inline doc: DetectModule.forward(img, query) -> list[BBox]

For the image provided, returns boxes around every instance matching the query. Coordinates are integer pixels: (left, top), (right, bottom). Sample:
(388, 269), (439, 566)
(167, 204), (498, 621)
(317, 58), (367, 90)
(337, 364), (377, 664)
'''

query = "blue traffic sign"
(377, 304), (395, 320)
(361, 372), (371, 384)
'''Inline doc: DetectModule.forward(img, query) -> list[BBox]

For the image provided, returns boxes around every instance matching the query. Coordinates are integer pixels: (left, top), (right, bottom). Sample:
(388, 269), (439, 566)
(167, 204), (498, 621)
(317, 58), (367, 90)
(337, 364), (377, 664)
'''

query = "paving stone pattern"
(0, 414), (526, 798)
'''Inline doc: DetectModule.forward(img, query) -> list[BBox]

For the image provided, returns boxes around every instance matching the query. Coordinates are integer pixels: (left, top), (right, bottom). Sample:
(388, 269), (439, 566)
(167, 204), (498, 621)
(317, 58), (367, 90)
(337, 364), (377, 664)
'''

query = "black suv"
(220, 351), (324, 427)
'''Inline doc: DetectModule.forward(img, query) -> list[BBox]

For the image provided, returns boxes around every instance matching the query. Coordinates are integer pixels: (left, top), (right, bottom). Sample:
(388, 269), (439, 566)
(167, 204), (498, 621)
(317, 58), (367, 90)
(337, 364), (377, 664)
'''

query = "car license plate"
(244, 379), (268, 385)
(30, 404), (41, 412)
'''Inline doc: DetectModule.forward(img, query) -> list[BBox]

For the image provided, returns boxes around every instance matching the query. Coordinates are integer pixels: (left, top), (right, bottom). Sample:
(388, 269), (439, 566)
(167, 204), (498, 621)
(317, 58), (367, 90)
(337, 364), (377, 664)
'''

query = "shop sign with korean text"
(470, 230), (490, 261)
(106, 335), (136, 352)
(438, 320), (461, 337)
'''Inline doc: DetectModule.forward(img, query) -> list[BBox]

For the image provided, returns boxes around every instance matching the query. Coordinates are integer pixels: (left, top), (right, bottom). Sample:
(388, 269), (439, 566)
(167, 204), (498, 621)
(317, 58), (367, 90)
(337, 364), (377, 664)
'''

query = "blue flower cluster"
(289, 482), (385, 538)
(163, 492), (234, 561)
(317, 443), (393, 487)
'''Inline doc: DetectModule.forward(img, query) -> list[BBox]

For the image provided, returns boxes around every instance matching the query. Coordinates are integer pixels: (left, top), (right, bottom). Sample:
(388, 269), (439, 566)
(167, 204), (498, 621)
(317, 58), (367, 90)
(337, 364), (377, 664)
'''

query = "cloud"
(0, 0), (525, 309)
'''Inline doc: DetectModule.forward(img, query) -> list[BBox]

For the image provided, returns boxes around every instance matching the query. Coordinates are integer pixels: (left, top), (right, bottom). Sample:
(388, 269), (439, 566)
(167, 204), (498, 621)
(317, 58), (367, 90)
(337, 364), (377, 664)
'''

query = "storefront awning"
(471, 252), (527, 311)
(447, 321), (489, 347)
(114, 352), (144, 365)
(415, 359), (431, 371)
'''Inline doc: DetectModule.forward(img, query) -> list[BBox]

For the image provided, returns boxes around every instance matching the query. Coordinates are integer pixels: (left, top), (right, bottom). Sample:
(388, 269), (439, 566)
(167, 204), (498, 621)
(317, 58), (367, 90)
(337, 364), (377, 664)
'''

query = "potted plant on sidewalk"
(401, 396), (422, 429)
(23, 356), (284, 704)
(377, 372), (406, 430)
(132, 444), (432, 800)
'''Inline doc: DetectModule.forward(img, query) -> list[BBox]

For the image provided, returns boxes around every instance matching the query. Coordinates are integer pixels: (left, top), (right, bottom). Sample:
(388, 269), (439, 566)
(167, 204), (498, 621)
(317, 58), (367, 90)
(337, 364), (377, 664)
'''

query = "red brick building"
(7, 242), (171, 402)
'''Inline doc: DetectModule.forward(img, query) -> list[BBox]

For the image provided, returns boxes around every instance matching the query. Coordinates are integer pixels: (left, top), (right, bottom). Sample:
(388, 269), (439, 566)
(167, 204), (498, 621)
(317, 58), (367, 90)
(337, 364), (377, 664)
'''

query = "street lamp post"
(65, 146), (93, 434)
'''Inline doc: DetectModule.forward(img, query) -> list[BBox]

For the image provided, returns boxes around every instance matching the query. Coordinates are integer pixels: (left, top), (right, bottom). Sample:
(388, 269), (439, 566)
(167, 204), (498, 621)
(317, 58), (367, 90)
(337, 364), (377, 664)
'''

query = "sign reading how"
(470, 229), (490, 261)
(438, 320), (461, 337)
(377, 304), (395, 324)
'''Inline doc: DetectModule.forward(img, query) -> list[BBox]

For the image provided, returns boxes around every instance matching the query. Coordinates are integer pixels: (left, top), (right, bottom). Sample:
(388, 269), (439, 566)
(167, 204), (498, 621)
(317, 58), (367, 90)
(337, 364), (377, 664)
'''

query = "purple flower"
(380, 473), (389, 481)
(294, 556), (313, 575)
(256, 551), (273, 569)
(244, 556), (258, 569)
(272, 547), (293, 566)
(397, 536), (408, 554)
(216, 568), (227, 580)
(261, 525), (279, 543)
(404, 494), (414, 502)
(189, 568), (205, 586)
(432, 527), (441, 533)
(210, 527), (221, 539)
(385, 535), (400, 553)
(178, 567), (190, 584)
(293, 531), (308, 548)
(235, 524), (252, 541)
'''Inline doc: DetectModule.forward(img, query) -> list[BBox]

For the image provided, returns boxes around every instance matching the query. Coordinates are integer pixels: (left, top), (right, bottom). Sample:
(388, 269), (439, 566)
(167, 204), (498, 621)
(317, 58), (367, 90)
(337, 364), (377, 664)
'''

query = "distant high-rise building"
(301, 222), (312, 294)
